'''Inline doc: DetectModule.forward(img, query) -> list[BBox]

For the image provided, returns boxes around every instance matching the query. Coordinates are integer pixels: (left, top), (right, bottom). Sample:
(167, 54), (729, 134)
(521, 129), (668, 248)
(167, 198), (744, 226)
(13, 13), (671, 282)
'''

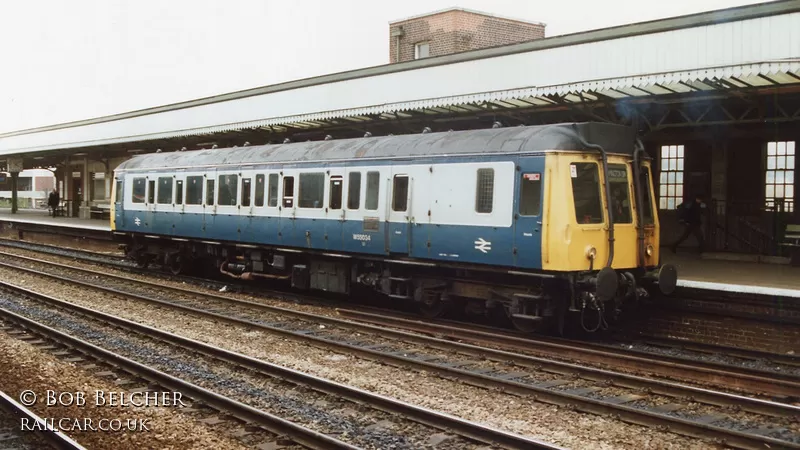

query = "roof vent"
(211, 144), (218, 149)
(283, 138), (291, 144)
(179, 147), (187, 152)
(364, 132), (372, 137)
(243, 141), (250, 146)
(422, 127), (432, 134)
(156, 149), (162, 153)
(492, 121), (503, 128)
(324, 135), (333, 140)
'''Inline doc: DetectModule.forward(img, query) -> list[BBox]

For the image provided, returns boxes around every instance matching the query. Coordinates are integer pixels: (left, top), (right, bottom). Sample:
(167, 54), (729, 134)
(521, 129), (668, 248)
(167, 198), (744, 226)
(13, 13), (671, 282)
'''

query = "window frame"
(254, 174), (265, 207)
(157, 176), (173, 205)
(147, 179), (155, 204)
(185, 175), (204, 205)
(392, 175), (409, 212)
(569, 162), (604, 225)
(131, 177), (146, 204)
(475, 168), (494, 214)
(205, 179), (215, 206)
(414, 42), (430, 59)
(298, 172), (325, 209)
(268, 173), (280, 207)
(347, 172), (361, 210)
(519, 172), (542, 217)
(282, 175), (295, 208)
(765, 140), (795, 213)
(365, 171), (380, 211)
(658, 144), (684, 210)
(216, 174), (239, 207)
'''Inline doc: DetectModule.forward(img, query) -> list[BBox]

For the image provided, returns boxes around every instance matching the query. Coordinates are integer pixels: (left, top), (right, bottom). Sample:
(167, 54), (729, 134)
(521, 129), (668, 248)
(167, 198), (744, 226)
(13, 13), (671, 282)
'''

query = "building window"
(414, 42), (429, 59)
(659, 144), (684, 210)
(766, 141), (795, 212)
(475, 168), (494, 213)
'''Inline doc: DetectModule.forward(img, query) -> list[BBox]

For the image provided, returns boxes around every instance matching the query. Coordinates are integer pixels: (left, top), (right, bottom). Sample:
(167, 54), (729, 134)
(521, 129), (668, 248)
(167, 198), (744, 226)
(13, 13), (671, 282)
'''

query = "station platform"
(0, 208), (110, 231)
(0, 208), (797, 298)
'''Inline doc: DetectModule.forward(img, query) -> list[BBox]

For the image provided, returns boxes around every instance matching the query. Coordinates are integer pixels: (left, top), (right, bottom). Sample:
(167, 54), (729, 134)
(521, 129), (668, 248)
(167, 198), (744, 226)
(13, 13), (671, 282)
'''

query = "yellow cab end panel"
(542, 152), (647, 272)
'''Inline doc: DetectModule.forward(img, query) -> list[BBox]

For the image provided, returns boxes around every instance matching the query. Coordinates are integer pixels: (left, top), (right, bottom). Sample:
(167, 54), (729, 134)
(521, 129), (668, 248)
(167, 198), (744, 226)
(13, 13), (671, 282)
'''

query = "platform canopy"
(1, 0), (799, 158)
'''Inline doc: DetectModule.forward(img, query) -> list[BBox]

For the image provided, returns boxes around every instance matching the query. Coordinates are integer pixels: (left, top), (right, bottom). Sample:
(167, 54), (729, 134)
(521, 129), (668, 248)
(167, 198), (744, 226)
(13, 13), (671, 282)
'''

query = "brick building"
(389, 7), (546, 63)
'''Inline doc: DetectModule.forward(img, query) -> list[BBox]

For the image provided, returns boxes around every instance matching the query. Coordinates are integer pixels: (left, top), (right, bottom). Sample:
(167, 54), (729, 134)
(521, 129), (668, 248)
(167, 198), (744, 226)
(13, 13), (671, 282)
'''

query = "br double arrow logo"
(474, 237), (492, 254)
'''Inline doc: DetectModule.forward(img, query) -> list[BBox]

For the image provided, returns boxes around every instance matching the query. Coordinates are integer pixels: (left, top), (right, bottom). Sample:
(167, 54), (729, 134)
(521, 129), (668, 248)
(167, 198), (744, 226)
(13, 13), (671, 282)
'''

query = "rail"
(0, 389), (87, 450)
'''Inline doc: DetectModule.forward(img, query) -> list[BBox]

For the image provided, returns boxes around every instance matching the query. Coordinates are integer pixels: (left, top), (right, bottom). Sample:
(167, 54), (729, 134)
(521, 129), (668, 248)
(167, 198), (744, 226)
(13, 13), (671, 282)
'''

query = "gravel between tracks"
(0, 327), (251, 450)
(0, 263), (710, 450)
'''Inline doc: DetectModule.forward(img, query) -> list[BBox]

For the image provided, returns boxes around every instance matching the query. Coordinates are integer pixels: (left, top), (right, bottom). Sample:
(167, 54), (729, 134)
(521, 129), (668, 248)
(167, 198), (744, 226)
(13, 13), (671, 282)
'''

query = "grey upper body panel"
(116, 122), (637, 172)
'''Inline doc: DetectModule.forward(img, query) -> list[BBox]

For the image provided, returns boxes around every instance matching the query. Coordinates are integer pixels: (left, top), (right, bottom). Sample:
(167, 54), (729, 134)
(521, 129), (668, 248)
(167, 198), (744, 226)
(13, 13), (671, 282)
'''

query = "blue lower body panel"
(117, 211), (542, 270)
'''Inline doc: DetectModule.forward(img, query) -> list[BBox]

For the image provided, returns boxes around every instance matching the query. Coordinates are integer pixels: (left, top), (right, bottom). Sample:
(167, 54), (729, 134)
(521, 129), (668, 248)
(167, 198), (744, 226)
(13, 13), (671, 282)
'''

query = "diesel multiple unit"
(111, 122), (677, 333)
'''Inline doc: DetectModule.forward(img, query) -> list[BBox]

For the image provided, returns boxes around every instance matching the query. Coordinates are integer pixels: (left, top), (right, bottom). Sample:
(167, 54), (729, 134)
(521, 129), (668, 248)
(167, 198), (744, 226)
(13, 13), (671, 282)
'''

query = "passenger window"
(299, 173), (324, 208)
(241, 177), (252, 207)
(392, 175), (409, 212)
(640, 167), (655, 225)
(132, 178), (145, 203)
(268, 174), (279, 207)
(147, 180), (155, 204)
(347, 172), (361, 210)
(519, 173), (542, 216)
(157, 177), (172, 204)
(175, 180), (184, 205)
(282, 176), (295, 208)
(186, 176), (203, 205)
(217, 174), (238, 206)
(608, 164), (632, 224)
(206, 179), (215, 206)
(329, 176), (343, 210)
(475, 168), (494, 213)
(365, 171), (379, 211)
(254, 175), (265, 207)
(570, 163), (604, 224)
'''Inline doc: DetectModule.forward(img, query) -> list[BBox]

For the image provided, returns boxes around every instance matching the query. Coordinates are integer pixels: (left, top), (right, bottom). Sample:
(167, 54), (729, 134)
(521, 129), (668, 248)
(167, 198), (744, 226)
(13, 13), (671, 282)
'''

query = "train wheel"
(135, 254), (150, 269)
(417, 290), (449, 319)
(509, 315), (543, 333)
(167, 254), (184, 275)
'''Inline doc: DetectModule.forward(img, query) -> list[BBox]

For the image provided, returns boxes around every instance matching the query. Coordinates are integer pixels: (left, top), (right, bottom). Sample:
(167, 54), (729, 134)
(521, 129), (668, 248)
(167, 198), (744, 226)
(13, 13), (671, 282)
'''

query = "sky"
(0, 0), (773, 134)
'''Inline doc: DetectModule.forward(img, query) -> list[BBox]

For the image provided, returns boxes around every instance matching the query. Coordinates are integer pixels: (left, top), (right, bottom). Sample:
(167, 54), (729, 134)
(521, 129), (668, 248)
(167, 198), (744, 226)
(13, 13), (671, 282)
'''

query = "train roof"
(115, 122), (638, 171)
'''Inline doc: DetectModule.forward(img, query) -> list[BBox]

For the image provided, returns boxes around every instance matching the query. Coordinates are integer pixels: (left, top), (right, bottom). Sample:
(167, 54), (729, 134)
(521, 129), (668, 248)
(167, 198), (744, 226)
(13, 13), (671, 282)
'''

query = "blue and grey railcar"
(111, 123), (677, 333)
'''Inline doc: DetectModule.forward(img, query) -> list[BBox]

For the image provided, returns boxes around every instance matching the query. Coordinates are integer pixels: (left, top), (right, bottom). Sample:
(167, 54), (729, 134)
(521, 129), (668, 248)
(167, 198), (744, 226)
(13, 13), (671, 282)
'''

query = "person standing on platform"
(671, 193), (706, 254)
(48, 189), (60, 217)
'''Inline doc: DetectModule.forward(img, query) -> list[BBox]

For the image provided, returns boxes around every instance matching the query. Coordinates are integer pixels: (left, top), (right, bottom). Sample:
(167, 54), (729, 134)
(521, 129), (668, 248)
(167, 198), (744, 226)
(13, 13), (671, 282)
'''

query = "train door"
(145, 175), (156, 227)
(239, 172), (255, 242)
(513, 158), (545, 268)
(326, 168), (346, 250)
(203, 169), (218, 238)
(112, 176), (123, 231)
(386, 170), (412, 255)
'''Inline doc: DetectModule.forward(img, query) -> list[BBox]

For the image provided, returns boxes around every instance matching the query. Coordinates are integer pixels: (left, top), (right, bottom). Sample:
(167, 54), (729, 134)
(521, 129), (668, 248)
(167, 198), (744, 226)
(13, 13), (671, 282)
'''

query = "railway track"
(0, 281), (558, 450)
(0, 389), (87, 450)
(1, 250), (797, 398)
(1, 254), (799, 449)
